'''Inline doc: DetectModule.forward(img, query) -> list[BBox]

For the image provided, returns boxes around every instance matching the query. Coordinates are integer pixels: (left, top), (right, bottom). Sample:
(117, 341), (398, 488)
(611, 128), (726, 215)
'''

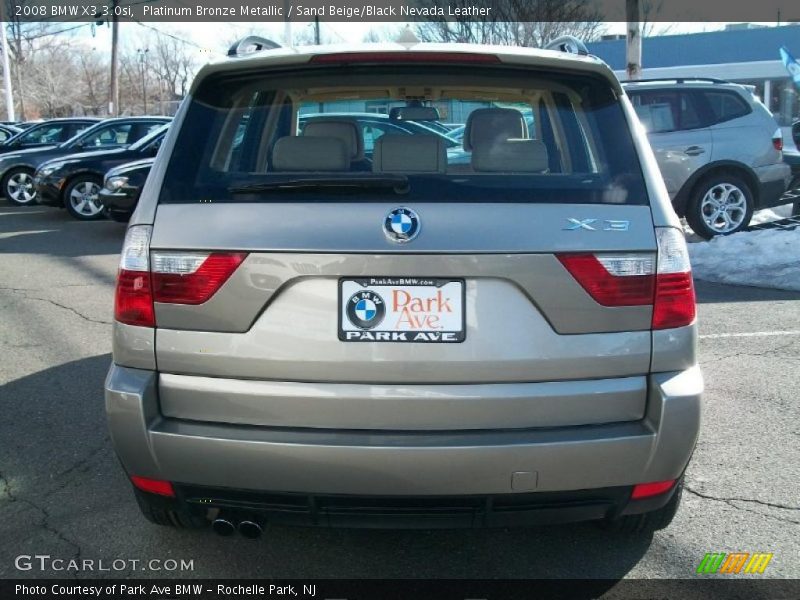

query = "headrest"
(303, 119), (364, 161)
(372, 135), (447, 173)
(272, 136), (349, 171)
(471, 139), (549, 173)
(389, 106), (440, 121)
(463, 108), (528, 151)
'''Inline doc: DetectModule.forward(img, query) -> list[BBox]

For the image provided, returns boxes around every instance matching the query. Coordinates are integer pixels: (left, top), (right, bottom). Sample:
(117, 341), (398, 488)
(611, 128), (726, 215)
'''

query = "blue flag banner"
(780, 46), (800, 91)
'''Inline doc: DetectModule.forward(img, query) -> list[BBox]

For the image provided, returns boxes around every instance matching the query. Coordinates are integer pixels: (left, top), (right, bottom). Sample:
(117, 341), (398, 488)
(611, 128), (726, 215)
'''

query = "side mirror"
(792, 121), (800, 149)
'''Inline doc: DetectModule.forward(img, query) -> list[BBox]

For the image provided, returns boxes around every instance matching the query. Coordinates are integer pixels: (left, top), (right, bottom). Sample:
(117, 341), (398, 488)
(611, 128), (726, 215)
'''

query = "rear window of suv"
(160, 65), (647, 205)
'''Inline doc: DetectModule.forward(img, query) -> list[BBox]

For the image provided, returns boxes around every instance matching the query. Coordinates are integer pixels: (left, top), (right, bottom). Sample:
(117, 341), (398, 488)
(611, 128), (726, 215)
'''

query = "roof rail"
(227, 36), (281, 58)
(544, 35), (588, 56)
(621, 77), (731, 85)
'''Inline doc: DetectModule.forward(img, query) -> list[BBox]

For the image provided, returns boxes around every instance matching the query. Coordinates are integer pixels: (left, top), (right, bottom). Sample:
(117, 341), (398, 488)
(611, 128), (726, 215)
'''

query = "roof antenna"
(396, 26), (420, 49)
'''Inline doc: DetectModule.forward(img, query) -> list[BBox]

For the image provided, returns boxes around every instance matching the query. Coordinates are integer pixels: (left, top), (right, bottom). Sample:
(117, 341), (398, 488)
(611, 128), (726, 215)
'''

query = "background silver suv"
(105, 41), (702, 537)
(625, 78), (791, 238)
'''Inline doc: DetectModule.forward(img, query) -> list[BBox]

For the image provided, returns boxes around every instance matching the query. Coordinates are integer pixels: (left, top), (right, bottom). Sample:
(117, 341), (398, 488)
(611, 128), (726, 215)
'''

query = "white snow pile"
(688, 227), (800, 291)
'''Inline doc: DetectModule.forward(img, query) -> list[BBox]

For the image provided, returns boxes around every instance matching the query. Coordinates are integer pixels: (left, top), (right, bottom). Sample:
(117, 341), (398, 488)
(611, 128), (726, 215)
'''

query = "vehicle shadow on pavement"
(695, 280), (800, 304)
(0, 354), (653, 582)
(0, 201), (125, 259)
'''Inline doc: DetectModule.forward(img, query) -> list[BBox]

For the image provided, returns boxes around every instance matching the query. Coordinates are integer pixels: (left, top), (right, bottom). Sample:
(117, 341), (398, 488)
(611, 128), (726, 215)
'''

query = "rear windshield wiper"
(229, 174), (410, 195)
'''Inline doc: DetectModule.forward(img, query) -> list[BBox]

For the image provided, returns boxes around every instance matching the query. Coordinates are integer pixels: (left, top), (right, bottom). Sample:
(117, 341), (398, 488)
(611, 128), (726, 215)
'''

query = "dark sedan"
(1, 116), (169, 207)
(99, 158), (154, 223)
(0, 123), (22, 143)
(0, 117), (99, 157)
(35, 124), (168, 220)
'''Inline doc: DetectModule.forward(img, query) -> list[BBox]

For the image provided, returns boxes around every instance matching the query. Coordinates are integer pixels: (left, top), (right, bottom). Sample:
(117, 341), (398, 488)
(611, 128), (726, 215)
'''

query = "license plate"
(339, 277), (465, 343)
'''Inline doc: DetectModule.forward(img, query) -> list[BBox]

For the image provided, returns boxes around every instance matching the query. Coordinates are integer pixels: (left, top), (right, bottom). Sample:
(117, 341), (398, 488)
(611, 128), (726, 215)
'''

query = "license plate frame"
(338, 277), (466, 343)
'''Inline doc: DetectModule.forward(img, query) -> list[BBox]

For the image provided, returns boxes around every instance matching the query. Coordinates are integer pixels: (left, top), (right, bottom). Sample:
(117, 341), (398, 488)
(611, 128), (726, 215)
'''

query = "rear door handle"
(685, 146), (706, 156)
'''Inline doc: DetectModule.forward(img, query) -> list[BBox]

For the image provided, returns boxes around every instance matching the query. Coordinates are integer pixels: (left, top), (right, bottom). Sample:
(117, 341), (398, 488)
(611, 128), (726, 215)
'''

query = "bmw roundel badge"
(384, 207), (421, 243)
(346, 290), (386, 330)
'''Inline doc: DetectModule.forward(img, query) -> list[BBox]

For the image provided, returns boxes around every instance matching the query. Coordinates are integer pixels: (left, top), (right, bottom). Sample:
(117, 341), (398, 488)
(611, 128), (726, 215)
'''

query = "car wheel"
(133, 488), (205, 529)
(2, 168), (37, 206)
(599, 480), (684, 534)
(64, 176), (105, 221)
(686, 174), (753, 240)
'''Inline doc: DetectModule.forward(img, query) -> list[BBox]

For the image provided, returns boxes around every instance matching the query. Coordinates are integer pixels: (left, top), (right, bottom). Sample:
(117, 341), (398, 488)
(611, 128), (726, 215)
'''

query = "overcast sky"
(71, 21), (767, 59)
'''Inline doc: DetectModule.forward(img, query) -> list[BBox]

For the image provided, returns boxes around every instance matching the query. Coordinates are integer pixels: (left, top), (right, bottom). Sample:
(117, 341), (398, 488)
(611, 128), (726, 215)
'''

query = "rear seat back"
(472, 139), (549, 173)
(372, 135), (447, 173)
(272, 136), (349, 171)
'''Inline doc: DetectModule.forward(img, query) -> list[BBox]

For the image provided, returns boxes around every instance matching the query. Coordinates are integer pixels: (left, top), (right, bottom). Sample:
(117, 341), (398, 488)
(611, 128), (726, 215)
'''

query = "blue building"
(586, 24), (800, 124)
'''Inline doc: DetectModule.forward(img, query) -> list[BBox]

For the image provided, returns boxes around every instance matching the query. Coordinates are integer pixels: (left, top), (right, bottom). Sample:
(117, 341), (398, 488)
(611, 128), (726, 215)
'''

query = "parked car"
(0, 123), (21, 143)
(35, 124), (168, 220)
(107, 40), (701, 536)
(0, 117), (99, 157)
(299, 112), (459, 158)
(624, 78), (791, 238)
(99, 158), (154, 223)
(0, 116), (169, 206)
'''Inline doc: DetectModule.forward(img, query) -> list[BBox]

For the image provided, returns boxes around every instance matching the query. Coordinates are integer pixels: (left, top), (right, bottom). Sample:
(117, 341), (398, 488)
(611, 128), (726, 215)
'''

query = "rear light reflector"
(556, 228), (695, 330)
(130, 475), (175, 497)
(310, 52), (500, 65)
(557, 253), (655, 306)
(151, 252), (247, 305)
(772, 128), (783, 152)
(631, 479), (676, 500)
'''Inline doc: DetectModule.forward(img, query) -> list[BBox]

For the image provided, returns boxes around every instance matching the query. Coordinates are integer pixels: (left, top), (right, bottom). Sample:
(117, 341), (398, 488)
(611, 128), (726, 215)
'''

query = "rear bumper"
(105, 364), (701, 519)
(754, 162), (792, 209)
(143, 482), (679, 528)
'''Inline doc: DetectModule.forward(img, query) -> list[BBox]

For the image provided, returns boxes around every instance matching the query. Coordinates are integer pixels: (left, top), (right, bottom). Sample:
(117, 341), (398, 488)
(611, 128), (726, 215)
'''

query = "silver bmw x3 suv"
(624, 78), (791, 239)
(105, 40), (702, 536)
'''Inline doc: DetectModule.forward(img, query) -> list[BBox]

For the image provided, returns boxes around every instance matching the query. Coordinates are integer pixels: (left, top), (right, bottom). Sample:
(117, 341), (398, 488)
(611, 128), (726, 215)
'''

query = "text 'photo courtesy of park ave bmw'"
(1, 1), (800, 598)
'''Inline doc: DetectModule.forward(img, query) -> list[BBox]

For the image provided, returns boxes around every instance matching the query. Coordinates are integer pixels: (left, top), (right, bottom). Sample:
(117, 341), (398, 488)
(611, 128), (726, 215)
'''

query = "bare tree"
(148, 29), (198, 100)
(362, 25), (405, 43)
(415, 0), (605, 48)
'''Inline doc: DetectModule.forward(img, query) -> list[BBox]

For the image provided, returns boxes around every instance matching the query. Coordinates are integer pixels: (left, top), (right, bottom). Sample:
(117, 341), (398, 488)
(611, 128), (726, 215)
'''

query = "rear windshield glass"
(160, 65), (646, 205)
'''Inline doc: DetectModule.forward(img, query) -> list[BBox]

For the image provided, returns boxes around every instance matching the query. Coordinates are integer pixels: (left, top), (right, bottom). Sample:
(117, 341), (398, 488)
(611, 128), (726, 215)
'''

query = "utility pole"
(138, 48), (148, 114)
(314, 16), (320, 45)
(283, 0), (292, 46)
(626, 0), (642, 81)
(109, 0), (119, 116)
(0, 5), (15, 121)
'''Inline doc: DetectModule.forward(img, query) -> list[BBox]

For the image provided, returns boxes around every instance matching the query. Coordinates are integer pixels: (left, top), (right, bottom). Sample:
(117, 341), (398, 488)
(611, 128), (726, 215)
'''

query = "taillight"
(557, 253), (655, 306)
(772, 128), (783, 152)
(113, 225), (247, 327)
(310, 52), (500, 65)
(151, 252), (247, 305)
(556, 227), (695, 330)
(653, 227), (696, 329)
(115, 226), (155, 327)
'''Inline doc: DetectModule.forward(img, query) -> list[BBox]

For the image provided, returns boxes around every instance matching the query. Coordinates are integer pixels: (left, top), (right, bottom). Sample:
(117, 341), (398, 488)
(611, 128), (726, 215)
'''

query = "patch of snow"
(750, 203), (795, 225)
(688, 227), (800, 291)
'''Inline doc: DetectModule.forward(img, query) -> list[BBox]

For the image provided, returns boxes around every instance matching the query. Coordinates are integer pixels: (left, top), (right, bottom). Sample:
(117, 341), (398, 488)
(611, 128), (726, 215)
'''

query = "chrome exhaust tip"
(238, 519), (263, 539)
(212, 518), (235, 537)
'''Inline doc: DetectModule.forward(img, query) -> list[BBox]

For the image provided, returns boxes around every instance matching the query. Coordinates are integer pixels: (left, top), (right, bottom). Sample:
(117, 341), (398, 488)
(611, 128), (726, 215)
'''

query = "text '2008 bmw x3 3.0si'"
(105, 37), (702, 537)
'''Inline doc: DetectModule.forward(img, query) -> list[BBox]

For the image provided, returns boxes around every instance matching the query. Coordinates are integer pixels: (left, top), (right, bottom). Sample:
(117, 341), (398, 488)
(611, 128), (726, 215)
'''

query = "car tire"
(133, 488), (206, 529)
(598, 480), (683, 534)
(2, 168), (37, 206)
(686, 174), (754, 239)
(64, 175), (105, 221)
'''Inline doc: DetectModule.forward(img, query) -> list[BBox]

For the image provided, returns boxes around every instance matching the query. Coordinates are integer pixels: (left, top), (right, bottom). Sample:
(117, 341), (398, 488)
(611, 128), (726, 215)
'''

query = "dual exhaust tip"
(212, 518), (263, 539)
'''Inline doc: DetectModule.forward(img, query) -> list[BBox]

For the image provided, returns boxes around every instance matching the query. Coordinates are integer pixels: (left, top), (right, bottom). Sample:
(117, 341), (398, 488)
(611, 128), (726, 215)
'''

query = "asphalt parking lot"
(1, 200), (798, 581)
